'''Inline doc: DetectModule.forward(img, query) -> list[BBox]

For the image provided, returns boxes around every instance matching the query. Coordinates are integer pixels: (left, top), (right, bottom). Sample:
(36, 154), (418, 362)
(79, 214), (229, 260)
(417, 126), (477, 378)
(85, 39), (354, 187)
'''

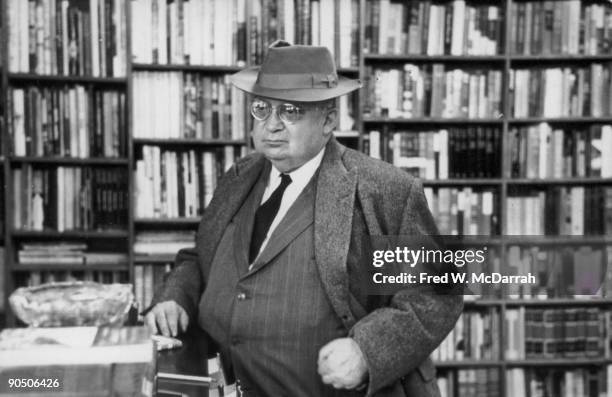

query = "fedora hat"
(230, 41), (361, 102)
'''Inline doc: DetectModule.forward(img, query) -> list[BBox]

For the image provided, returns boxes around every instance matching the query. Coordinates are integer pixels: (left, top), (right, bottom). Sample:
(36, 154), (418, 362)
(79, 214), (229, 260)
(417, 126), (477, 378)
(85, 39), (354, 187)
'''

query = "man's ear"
(322, 108), (338, 136)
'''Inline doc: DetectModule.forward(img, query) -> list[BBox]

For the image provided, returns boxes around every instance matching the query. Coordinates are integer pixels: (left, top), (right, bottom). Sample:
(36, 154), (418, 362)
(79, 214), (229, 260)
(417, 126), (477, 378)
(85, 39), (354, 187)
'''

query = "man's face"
(250, 97), (336, 173)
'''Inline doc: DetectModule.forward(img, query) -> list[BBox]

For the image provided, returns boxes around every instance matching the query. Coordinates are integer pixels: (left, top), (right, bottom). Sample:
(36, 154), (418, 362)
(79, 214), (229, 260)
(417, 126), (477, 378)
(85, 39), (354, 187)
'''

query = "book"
(0, 326), (154, 396)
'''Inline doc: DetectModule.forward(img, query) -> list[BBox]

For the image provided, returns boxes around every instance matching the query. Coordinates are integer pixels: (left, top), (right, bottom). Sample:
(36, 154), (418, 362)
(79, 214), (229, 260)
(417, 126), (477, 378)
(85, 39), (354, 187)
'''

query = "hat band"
(257, 73), (339, 90)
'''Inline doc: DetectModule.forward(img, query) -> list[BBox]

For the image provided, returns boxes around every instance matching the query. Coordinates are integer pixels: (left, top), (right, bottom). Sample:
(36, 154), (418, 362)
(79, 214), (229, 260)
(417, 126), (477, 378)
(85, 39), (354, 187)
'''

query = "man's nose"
(265, 109), (284, 132)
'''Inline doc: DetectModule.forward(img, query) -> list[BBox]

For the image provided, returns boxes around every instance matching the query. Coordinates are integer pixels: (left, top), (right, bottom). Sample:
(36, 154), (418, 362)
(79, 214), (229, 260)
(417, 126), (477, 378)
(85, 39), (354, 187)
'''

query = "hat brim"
(230, 67), (362, 102)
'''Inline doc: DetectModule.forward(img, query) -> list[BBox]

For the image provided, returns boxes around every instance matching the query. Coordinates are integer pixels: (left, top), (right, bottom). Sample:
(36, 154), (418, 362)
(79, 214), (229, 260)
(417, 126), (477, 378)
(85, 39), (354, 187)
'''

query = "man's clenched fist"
(317, 337), (368, 390)
(145, 301), (189, 337)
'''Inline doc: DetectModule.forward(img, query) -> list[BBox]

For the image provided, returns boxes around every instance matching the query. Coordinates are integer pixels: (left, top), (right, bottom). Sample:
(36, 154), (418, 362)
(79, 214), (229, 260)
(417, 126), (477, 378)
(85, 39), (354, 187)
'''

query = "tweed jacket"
(153, 138), (463, 397)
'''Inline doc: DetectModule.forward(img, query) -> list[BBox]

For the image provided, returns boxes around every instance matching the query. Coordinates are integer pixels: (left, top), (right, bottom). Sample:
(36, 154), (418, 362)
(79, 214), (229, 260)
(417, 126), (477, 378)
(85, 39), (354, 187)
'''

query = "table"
(156, 328), (224, 397)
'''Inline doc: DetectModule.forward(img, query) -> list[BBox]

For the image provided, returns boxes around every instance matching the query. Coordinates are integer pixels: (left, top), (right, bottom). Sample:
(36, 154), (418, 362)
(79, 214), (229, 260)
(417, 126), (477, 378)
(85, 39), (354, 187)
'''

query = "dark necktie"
(249, 173), (292, 263)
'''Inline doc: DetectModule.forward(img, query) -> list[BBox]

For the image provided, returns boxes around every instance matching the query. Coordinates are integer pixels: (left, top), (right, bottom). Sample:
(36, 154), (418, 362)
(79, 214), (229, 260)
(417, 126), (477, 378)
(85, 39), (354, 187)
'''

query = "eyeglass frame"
(249, 97), (336, 125)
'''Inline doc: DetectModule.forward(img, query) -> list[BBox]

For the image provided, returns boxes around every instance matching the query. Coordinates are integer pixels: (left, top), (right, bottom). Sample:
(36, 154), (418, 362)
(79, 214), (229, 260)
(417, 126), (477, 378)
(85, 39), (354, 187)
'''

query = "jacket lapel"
(199, 155), (267, 275)
(247, 179), (315, 275)
(314, 140), (358, 327)
(232, 165), (268, 274)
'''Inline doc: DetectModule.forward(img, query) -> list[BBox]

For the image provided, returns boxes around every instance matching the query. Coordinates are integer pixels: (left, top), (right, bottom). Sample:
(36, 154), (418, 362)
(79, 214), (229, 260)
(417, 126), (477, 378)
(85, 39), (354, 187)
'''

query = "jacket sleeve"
(350, 179), (463, 395)
(147, 162), (240, 321)
(148, 247), (203, 321)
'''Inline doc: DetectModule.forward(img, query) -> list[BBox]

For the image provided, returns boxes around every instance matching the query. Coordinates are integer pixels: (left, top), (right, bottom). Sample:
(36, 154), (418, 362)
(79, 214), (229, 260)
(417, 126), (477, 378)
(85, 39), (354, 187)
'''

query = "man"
(146, 42), (462, 397)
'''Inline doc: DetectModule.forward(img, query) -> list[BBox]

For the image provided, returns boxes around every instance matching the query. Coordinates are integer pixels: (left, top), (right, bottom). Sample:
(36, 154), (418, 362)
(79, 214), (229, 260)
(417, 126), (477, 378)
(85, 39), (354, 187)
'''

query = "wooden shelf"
(508, 116), (612, 124)
(504, 298), (612, 307)
(9, 156), (129, 165)
(434, 360), (503, 369)
(363, 54), (506, 62)
(363, 117), (503, 125)
(505, 358), (612, 367)
(502, 235), (612, 245)
(132, 63), (243, 73)
(364, 116), (612, 124)
(435, 358), (612, 368)
(463, 299), (505, 307)
(422, 178), (503, 186)
(464, 298), (612, 307)
(134, 255), (176, 264)
(135, 218), (201, 225)
(11, 264), (129, 272)
(8, 73), (127, 85)
(10, 230), (129, 239)
(506, 177), (612, 186)
(133, 138), (247, 146)
(132, 63), (372, 75)
(510, 54), (612, 62)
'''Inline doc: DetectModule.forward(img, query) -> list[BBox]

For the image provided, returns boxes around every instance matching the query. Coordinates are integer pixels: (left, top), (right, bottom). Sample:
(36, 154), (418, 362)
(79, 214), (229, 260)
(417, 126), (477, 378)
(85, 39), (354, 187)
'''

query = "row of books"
(505, 245), (611, 300)
(0, 248), (5, 312)
(364, 65), (503, 119)
(17, 242), (128, 266)
(133, 231), (195, 256)
(505, 367), (609, 397)
(130, 0), (246, 66)
(506, 307), (607, 360)
(424, 187), (498, 236)
(527, 308), (603, 359)
(437, 369), (501, 397)
(509, 1), (612, 55)
(506, 187), (612, 236)
(135, 145), (241, 218)
(13, 165), (128, 232)
(364, 0), (502, 56)
(368, 128), (501, 179)
(17, 269), (128, 288)
(132, 72), (247, 140)
(435, 306), (610, 364)
(250, 0), (359, 67)
(7, 0), (127, 76)
(10, 86), (126, 158)
(433, 308), (500, 362)
(509, 124), (612, 179)
(133, 263), (172, 318)
(511, 65), (612, 117)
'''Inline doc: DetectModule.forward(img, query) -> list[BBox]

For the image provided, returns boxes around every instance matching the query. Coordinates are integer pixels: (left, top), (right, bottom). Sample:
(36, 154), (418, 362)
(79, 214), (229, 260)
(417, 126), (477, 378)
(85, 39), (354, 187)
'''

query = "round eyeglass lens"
(251, 100), (271, 121)
(279, 104), (304, 123)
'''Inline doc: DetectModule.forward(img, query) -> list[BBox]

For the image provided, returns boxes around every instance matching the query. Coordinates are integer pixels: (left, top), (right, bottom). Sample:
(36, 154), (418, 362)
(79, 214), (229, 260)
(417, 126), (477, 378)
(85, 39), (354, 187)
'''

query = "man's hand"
(317, 338), (369, 390)
(144, 301), (189, 337)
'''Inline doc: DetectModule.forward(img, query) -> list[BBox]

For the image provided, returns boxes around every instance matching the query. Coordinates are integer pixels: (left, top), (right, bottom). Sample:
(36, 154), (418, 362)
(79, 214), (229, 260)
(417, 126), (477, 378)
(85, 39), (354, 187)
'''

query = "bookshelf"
(0, 0), (611, 396)
(0, 0), (5, 318)
(0, 0), (133, 320)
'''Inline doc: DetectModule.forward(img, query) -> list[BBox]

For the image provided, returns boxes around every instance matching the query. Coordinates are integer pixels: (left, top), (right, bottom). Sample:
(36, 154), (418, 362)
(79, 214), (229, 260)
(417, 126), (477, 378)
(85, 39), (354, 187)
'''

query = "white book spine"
(91, 0), (100, 76)
(601, 126), (612, 177)
(12, 89), (26, 156)
(311, 0), (320, 46)
(319, 0), (335, 55)
(451, 0), (465, 56)
(571, 187), (584, 235)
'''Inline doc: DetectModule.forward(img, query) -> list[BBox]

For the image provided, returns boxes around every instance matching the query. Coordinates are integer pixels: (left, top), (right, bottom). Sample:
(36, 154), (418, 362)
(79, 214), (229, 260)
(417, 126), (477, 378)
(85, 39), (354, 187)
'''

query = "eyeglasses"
(250, 98), (306, 124)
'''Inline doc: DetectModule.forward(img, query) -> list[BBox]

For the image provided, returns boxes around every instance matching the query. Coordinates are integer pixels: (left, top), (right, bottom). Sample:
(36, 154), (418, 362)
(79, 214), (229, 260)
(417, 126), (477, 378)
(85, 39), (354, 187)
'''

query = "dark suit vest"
(198, 167), (362, 397)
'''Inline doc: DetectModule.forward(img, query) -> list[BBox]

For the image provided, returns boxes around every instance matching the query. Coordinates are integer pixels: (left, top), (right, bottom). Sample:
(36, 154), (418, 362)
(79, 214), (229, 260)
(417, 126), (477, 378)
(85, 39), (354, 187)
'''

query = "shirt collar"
(269, 146), (326, 186)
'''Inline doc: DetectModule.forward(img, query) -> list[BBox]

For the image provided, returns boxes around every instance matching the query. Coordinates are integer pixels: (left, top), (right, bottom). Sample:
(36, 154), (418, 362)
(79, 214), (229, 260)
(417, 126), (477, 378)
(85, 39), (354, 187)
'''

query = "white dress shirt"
(252, 147), (325, 263)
